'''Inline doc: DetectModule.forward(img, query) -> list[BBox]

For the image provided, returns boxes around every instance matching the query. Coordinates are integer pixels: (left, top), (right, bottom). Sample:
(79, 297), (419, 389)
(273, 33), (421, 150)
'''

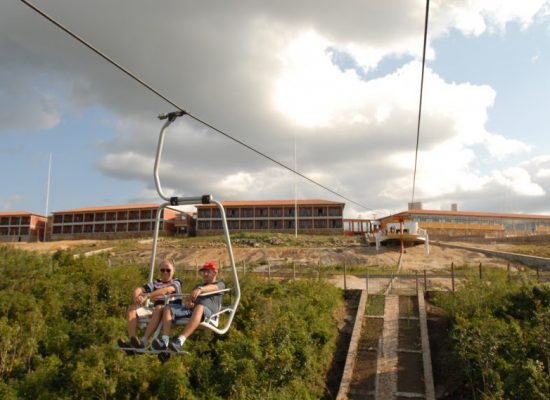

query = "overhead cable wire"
(411, 0), (430, 205)
(20, 0), (375, 212)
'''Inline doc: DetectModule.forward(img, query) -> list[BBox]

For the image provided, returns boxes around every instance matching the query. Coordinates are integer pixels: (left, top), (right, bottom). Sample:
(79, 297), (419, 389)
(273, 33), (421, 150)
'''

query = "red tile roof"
(197, 199), (345, 207)
(0, 211), (46, 218)
(53, 204), (160, 213)
(389, 209), (550, 221)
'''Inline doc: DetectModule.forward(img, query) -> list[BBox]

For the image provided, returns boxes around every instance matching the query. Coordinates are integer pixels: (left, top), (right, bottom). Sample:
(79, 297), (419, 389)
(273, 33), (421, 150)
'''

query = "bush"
(433, 278), (550, 398)
(0, 247), (343, 399)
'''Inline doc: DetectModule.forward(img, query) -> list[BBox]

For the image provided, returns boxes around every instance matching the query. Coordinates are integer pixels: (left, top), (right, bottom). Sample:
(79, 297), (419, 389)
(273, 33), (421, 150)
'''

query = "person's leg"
(170, 304), (205, 352)
(161, 304), (174, 336)
(141, 305), (164, 344)
(127, 305), (139, 338)
(153, 304), (179, 350)
(181, 304), (204, 339)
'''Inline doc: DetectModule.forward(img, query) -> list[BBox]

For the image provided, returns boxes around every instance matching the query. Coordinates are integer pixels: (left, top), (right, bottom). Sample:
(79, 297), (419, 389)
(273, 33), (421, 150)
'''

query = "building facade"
(0, 212), (48, 242)
(196, 200), (345, 235)
(380, 209), (550, 239)
(49, 204), (181, 240)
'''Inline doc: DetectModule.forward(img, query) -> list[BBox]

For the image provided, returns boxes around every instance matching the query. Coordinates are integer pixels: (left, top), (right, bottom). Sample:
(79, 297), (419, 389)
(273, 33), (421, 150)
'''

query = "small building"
(195, 199), (345, 235)
(50, 204), (181, 240)
(379, 208), (550, 240)
(0, 211), (48, 242)
(173, 211), (196, 236)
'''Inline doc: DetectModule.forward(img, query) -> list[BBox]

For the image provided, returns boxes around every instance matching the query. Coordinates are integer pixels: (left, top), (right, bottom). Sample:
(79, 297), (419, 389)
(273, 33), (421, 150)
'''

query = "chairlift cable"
(411, 0), (430, 205)
(20, 0), (375, 212)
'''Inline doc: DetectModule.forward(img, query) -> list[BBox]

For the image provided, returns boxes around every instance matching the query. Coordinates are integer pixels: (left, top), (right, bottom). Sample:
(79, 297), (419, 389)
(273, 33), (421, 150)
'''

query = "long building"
(49, 204), (182, 240)
(195, 199), (345, 235)
(0, 211), (48, 242)
(379, 208), (550, 239)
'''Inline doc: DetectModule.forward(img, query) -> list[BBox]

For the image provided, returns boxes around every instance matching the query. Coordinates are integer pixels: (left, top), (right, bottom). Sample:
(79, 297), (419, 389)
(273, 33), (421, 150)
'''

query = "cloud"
(491, 167), (545, 196)
(3, 0), (550, 217)
(0, 194), (24, 211)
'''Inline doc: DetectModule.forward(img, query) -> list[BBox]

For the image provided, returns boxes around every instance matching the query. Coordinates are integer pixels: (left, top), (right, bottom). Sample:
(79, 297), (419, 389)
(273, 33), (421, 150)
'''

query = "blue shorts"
(170, 303), (213, 321)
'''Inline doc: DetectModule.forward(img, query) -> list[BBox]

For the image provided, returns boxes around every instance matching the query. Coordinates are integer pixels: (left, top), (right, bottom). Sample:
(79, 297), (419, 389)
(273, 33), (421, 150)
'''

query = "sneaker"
(158, 352), (171, 363)
(169, 339), (184, 353)
(117, 338), (135, 356)
(130, 336), (144, 349)
(151, 338), (167, 351)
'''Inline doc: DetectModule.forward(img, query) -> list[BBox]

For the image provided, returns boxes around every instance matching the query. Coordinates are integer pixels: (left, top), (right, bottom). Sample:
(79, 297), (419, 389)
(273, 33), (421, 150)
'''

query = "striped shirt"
(143, 278), (182, 305)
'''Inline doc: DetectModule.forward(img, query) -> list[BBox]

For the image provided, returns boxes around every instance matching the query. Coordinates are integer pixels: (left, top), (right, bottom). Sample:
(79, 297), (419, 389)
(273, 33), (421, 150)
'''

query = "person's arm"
(132, 286), (147, 306)
(190, 281), (225, 302)
(148, 285), (177, 301)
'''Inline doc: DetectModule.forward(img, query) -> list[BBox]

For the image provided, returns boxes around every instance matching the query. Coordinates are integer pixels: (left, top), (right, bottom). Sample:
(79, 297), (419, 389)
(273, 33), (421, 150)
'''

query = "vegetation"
(0, 246), (343, 399)
(160, 233), (361, 249)
(433, 276), (550, 399)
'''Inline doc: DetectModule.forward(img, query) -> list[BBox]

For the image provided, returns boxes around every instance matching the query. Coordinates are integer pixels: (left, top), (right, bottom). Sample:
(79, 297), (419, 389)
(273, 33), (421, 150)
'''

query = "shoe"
(130, 336), (144, 349)
(169, 339), (184, 353)
(158, 352), (171, 363)
(152, 338), (167, 351)
(117, 338), (135, 356)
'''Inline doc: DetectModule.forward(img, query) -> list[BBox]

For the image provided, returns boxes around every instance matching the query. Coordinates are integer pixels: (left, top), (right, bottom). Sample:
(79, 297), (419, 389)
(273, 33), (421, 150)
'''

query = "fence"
(172, 259), (550, 295)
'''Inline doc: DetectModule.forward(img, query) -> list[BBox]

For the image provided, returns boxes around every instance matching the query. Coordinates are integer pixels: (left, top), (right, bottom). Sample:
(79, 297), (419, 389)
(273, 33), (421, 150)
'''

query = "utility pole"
(43, 152), (52, 242)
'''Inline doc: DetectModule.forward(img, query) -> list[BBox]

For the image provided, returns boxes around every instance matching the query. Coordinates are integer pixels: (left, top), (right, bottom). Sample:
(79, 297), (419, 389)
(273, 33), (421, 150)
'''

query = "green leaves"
(0, 247), (343, 399)
(436, 279), (550, 398)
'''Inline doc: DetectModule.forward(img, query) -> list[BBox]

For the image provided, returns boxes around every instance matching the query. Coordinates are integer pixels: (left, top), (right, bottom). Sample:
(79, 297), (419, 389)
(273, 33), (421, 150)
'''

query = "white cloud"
(0, 194), (24, 211)
(3, 0), (550, 216)
(219, 172), (255, 195)
(492, 167), (545, 196)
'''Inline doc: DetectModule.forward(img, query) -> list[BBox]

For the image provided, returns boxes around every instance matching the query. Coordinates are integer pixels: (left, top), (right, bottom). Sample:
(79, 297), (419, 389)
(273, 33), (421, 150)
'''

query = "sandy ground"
(3, 240), (108, 254)
(5, 239), (514, 272)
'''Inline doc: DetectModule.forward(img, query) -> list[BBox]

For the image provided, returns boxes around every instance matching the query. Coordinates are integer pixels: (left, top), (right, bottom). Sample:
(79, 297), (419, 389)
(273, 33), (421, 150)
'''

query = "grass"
(366, 295), (385, 316)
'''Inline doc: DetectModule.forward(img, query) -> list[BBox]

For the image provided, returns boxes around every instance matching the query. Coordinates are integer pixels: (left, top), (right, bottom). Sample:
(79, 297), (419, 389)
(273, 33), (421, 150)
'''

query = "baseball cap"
(200, 261), (218, 273)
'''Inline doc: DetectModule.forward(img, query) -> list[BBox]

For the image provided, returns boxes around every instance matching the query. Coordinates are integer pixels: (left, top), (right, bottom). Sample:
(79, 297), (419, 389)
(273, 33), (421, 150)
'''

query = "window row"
(0, 227), (30, 235)
(198, 206), (343, 219)
(198, 219), (342, 230)
(51, 222), (163, 234)
(0, 216), (32, 226)
(52, 210), (159, 224)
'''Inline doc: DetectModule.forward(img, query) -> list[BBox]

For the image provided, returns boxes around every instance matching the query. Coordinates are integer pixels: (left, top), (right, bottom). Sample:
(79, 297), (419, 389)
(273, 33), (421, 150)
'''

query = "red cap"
(200, 261), (218, 273)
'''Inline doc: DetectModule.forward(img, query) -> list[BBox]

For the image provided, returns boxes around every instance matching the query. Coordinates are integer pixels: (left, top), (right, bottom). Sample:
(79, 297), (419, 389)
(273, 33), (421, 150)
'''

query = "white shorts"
(136, 306), (153, 318)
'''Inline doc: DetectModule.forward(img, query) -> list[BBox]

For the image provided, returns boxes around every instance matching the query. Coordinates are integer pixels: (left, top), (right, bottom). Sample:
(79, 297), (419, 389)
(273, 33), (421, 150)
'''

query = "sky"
(1, 0), (550, 219)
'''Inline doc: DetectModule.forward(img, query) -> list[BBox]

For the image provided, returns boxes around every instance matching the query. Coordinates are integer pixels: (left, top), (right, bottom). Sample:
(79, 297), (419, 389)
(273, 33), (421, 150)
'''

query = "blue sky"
(2, 1), (550, 218)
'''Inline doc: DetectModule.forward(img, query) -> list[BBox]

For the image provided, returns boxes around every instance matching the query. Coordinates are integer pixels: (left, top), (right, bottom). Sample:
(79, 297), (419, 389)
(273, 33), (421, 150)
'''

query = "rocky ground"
(6, 237), (521, 271)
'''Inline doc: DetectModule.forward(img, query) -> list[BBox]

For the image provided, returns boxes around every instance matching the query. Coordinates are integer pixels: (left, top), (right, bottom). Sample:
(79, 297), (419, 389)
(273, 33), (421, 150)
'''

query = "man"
(152, 261), (225, 352)
(118, 259), (181, 352)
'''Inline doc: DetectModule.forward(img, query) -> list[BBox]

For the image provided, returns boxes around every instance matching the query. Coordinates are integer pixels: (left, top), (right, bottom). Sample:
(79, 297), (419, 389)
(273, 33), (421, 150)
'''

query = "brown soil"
(6, 238), (530, 273)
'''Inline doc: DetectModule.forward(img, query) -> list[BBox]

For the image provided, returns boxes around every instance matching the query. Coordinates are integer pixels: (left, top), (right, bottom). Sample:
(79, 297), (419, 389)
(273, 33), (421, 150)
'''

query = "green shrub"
(0, 247), (343, 399)
(433, 278), (550, 399)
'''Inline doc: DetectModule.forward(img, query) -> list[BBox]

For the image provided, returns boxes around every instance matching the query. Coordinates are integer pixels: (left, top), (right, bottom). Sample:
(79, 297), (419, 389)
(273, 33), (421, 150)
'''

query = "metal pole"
(416, 271), (419, 294)
(451, 262), (455, 292)
(424, 269), (427, 292)
(242, 260), (246, 276)
(267, 260), (271, 280)
(293, 262), (296, 280)
(507, 263), (511, 282)
(43, 152), (52, 242)
(294, 132), (298, 238)
(195, 260), (199, 278)
(366, 272), (369, 293)
(344, 262), (347, 290)
(479, 263), (482, 280)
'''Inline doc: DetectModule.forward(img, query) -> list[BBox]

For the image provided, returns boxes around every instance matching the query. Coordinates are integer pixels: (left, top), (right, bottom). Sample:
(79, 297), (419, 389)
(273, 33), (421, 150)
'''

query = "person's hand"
(190, 287), (202, 302)
(135, 293), (147, 306)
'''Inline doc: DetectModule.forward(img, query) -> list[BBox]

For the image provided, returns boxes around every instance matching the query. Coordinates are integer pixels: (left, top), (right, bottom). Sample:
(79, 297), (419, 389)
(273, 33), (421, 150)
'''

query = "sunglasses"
(160, 268), (172, 273)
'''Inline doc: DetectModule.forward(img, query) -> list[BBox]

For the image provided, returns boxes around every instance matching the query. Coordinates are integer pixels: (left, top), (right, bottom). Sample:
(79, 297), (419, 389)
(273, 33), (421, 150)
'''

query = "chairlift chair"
(118, 111), (240, 354)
